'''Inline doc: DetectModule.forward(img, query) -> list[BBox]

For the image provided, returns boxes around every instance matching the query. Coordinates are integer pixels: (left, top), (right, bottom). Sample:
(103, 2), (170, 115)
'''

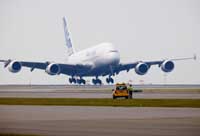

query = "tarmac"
(0, 85), (200, 136)
(1, 91), (200, 99)
(0, 106), (200, 136)
(0, 85), (200, 99)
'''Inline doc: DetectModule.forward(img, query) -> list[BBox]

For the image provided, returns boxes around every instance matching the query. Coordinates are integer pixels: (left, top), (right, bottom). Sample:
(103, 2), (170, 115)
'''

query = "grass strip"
(0, 98), (200, 108)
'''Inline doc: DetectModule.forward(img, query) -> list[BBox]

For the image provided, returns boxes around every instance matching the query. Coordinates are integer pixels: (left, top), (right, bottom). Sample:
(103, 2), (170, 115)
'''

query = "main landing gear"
(69, 77), (76, 84)
(92, 77), (102, 85)
(106, 77), (114, 84)
(69, 77), (86, 85)
(69, 76), (114, 85)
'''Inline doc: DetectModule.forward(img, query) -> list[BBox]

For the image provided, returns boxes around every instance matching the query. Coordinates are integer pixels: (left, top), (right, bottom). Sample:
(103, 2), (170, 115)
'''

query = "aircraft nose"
(107, 51), (120, 65)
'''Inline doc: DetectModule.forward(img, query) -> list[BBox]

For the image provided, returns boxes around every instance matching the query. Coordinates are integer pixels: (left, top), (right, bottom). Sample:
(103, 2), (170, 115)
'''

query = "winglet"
(63, 17), (75, 56)
(193, 54), (197, 60)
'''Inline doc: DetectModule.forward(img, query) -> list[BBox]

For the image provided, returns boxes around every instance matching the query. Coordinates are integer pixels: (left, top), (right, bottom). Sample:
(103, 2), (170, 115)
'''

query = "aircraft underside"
(68, 65), (115, 85)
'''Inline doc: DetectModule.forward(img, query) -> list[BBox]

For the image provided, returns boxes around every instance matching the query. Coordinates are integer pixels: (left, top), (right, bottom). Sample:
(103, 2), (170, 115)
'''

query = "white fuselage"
(67, 43), (120, 69)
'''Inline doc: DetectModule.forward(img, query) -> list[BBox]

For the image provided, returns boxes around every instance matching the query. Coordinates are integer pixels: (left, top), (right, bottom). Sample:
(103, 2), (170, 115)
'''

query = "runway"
(0, 106), (200, 136)
(0, 85), (200, 99)
(0, 85), (200, 136)
(1, 91), (200, 99)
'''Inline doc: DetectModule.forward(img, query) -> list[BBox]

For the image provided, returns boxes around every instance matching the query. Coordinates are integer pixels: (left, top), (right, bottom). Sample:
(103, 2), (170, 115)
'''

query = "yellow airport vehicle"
(112, 83), (130, 99)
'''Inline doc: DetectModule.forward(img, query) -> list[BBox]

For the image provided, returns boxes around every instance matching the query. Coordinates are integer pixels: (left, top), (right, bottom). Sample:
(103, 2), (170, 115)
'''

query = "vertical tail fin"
(63, 17), (75, 56)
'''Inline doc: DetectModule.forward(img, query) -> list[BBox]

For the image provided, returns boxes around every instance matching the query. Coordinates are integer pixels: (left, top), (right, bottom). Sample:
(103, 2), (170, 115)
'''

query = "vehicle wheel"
(125, 96), (128, 99)
(113, 96), (116, 99)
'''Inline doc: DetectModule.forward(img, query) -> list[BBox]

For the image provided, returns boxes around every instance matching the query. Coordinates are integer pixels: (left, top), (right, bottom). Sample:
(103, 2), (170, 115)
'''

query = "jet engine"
(8, 61), (22, 73)
(45, 63), (60, 75)
(135, 62), (149, 75)
(161, 60), (174, 72)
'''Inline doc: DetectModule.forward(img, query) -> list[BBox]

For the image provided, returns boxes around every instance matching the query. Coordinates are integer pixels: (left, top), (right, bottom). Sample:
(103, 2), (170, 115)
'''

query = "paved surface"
(1, 84), (200, 89)
(1, 91), (200, 99)
(0, 85), (200, 99)
(0, 106), (200, 136)
(0, 85), (200, 136)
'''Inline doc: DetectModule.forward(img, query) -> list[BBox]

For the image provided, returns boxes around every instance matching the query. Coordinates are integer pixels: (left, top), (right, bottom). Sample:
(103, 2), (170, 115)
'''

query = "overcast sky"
(0, 0), (200, 85)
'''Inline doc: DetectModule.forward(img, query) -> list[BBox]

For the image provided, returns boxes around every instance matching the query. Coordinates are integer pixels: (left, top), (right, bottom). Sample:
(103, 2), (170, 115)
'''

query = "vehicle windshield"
(116, 85), (127, 90)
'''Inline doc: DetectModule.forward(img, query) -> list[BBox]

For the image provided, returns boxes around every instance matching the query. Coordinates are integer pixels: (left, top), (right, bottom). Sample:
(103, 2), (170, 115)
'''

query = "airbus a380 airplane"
(0, 17), (196, 85)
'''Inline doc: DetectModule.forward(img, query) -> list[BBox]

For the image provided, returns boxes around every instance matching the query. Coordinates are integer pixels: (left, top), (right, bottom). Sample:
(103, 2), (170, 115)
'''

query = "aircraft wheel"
(92, 79), (101, 85)
(69, 78), (73, 84)
(81, 79), (86, 85)
(106, 77), (114, 84)
(92, 79), (97, 85)
(110, 78), (114, 84)
(106, 78), (109, 84)
(72, 78), (76, 84)
(77, 79), (81, 84)
(82, 79), (86, 85)
(97, 79), (102, 85)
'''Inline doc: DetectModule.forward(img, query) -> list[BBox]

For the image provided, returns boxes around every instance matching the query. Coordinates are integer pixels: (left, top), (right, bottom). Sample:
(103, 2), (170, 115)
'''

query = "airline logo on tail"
(63, 17), (75, 56)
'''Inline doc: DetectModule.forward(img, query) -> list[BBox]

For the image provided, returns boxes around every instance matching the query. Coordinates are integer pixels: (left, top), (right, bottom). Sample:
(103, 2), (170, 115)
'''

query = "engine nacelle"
(8, 61), (22, 73)
(45, 63), (60, 75)
(135, 62), (149, 75)
(161, 60), (174, 72)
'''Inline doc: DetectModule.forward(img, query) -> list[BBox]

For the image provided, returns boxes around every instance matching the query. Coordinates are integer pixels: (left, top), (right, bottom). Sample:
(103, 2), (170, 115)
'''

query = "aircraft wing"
(0, 59), (92, 76)
(114, 55), (196, 75)
(117, 61), (165, 71)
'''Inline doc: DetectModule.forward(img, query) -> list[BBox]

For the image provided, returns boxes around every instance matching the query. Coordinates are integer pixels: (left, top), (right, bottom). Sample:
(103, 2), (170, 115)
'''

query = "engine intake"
(45, 63), (60, 75)
(135, 62), (149, 75)
(8, 61), (22, 73)
(161, 60), (174, 72)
